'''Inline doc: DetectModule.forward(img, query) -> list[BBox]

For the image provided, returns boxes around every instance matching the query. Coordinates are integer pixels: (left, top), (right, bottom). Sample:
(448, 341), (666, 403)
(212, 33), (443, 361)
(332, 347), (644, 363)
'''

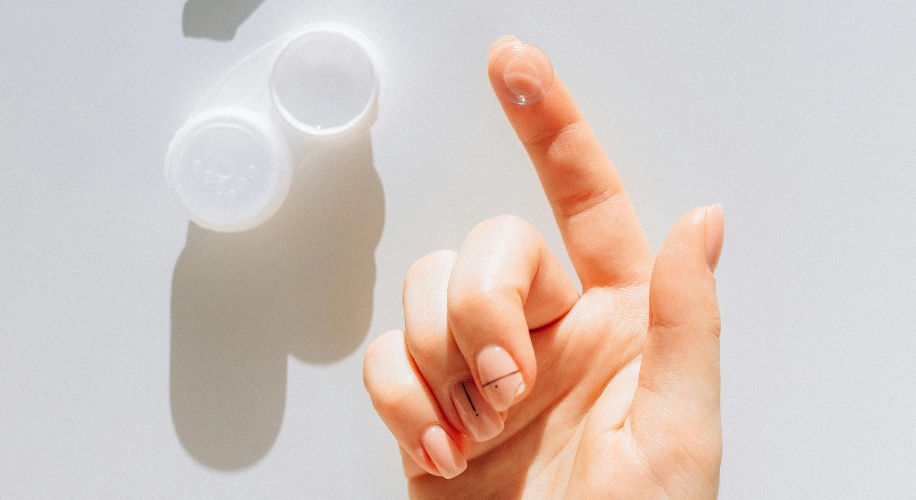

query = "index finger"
(488, 36), (653, 289)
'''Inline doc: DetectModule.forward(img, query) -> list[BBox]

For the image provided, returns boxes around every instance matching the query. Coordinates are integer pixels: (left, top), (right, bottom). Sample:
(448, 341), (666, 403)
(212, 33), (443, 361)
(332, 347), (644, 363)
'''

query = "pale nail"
(450, 379), (504, 442)
(421, 425), (466, 479)
(476, 345), (524, 412)
(705, 203), (724, 272)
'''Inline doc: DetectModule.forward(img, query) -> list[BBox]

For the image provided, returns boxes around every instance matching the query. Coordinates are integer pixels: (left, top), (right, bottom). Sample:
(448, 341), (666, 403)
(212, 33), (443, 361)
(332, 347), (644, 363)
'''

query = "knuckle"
(362, 334), (446, 427)
(544, 123), (589, 166)
(404, 250), (457, 292)
(447, 287), (513, 329)
(528, 118), (585, 152)
(472, 213), (533, 237)
(363, 330), (406, 391)
(405, 328), (445, 364)
(363, 333), (386, 378)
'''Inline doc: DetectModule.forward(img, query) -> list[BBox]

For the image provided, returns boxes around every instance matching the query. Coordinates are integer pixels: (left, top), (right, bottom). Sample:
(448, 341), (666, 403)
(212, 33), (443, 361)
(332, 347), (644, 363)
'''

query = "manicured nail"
(421, 426), (466, 479)
(476, 345), (525, 412)
(450, 379), (504, 442)
(705, 203), (724, 272)
(489, 34), (519, 54)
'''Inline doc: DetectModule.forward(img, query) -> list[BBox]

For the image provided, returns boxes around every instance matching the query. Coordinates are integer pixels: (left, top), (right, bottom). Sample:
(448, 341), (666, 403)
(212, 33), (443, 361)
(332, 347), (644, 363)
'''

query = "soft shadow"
(170, 134), (384, 470)
(182, 0), (266, 41)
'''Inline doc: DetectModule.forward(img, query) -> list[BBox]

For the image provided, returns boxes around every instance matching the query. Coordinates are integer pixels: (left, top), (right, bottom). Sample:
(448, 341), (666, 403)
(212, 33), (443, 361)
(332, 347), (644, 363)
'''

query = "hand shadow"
(169, 134), (384, 470)
(182, 0), (266, 41)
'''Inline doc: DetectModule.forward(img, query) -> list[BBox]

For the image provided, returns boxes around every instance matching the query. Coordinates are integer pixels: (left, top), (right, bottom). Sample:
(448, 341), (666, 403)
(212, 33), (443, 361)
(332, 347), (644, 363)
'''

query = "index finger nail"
(489, 35), (519, 54)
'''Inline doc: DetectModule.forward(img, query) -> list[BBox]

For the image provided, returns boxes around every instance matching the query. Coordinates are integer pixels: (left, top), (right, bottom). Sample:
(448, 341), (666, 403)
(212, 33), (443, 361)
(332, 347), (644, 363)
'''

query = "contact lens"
(492, 43), (553, 105)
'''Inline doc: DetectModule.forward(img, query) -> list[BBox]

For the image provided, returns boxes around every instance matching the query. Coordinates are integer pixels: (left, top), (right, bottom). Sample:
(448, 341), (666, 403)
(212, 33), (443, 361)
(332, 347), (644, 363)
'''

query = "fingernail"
(705, 203), (724, 272)
(476, 345), (525, 412)
(421, 425), (467, 479)
(450, 379), (504, 442)
(489, 34), (519, 54)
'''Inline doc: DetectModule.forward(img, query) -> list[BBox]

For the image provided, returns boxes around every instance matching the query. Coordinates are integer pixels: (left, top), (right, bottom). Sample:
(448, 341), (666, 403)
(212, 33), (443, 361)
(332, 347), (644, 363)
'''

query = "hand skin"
(363, 35), (724, 500)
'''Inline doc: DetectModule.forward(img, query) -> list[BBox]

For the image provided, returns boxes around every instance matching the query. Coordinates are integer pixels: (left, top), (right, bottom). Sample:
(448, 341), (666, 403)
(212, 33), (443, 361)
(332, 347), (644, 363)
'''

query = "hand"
(363, 35), (724, 499)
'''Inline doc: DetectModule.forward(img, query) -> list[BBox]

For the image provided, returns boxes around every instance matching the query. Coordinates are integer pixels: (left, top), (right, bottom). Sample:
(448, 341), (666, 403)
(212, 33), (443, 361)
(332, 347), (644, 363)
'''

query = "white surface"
(2, 1), (915, 498)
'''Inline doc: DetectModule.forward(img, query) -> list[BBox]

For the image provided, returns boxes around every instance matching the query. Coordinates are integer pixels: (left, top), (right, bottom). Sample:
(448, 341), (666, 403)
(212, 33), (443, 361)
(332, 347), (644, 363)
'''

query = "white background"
(1, 1), (914, 498)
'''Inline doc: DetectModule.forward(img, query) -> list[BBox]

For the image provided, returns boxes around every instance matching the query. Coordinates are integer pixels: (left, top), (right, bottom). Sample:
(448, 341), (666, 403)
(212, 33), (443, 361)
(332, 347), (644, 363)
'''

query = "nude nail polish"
(476, 345), (525, 412)
(450, 379), (504, 442)
(420, 425), (466, 479)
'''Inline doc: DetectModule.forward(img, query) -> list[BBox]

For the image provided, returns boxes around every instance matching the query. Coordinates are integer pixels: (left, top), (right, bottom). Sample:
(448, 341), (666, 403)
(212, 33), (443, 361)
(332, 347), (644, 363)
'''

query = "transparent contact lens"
(492, 43), (553, 105)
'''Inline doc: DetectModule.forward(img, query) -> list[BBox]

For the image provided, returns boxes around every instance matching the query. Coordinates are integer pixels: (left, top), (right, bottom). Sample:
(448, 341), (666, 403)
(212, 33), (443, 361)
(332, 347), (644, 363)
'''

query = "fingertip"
(489, 41), (553, 105)
(704, 204), (724, 273)
(363, 330), (468, 479)
(362, 329), (403, 388)
(650, 206), (719, 309)
(421, 425), (467, 479)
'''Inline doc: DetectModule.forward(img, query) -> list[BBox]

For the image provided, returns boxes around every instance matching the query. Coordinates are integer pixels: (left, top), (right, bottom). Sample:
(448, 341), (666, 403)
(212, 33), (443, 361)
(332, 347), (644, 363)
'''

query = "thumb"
(630, 204), (724, 489)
